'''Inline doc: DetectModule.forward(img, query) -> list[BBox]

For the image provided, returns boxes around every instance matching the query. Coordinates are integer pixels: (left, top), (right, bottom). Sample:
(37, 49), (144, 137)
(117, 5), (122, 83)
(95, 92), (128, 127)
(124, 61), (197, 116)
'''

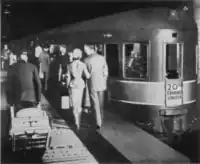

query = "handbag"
(61, 88), (72, 110)
(61, 95), (70, 110)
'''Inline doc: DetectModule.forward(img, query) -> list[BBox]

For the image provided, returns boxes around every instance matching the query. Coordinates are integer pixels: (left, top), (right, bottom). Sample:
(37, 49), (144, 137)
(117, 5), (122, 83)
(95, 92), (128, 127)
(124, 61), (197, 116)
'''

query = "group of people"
(68, 45), (108, 130)
(4, 41), (109, 131)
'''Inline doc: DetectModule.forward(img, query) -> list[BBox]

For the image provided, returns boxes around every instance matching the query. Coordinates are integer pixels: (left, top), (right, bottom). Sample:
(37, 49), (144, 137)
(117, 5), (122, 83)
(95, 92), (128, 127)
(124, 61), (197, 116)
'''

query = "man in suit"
(7, 50), (42, 110)
(35, 41), (43, 70)
(39, 43), (51, 91)
(58, 45), (70, 82)
(84, 44), (108, 130)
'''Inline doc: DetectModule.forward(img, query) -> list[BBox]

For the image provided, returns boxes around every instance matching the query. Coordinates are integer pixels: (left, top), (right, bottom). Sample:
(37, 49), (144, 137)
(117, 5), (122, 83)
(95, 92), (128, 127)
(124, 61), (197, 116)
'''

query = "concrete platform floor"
(0, 75), (197, 163)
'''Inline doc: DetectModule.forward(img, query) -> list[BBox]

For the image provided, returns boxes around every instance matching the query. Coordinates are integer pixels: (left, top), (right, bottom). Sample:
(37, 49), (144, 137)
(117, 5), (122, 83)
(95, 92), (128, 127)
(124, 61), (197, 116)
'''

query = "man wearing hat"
(7, 50), (42, 109)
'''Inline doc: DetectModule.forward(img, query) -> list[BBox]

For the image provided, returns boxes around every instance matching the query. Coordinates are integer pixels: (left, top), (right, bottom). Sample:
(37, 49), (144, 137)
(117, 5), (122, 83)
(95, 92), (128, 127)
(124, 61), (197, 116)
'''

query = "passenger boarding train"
(12, 7), (198, 134)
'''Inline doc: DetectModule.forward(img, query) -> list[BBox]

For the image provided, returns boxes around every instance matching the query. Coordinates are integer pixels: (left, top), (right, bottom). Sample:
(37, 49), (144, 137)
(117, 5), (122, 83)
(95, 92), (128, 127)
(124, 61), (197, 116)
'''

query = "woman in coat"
(67, 48), (90, 130)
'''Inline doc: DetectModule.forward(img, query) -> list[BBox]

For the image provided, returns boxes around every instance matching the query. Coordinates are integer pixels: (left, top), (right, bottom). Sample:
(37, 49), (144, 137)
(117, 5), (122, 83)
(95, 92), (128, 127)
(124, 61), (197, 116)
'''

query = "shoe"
(74, 123), (80, 133)
(96, 125), (102, 130)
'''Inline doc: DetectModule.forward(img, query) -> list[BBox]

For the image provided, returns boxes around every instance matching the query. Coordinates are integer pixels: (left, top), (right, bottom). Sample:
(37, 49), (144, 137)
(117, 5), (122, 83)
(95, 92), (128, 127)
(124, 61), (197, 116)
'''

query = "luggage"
(9, 105), (51, 152)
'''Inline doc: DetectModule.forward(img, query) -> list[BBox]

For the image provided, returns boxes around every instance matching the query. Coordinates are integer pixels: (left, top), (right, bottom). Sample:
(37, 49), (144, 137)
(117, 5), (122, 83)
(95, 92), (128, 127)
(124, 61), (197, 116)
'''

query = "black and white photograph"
(1, 0), (200, 163)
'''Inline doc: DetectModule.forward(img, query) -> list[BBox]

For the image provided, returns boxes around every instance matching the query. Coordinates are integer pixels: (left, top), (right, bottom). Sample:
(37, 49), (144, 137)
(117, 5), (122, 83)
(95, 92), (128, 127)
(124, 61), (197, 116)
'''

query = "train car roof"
(45, 7), (196, 35)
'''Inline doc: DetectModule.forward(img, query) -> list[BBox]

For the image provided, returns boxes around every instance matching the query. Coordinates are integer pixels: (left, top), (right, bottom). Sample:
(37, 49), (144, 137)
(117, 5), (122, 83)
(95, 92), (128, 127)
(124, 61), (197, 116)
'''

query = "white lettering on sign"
(166, 81), (183, 106)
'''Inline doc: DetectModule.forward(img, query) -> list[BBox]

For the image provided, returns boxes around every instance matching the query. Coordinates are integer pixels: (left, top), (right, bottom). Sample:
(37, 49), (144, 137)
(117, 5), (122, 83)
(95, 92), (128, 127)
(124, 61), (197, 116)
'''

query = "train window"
(105, 44), (119, 77)
(165, 43), (182, 79)
(124, 43), (148, 78)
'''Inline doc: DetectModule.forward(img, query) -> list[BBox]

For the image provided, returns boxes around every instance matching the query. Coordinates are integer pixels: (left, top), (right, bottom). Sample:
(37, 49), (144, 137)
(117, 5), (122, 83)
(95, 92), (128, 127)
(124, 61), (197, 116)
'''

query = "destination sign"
(166, 79), (183, 107)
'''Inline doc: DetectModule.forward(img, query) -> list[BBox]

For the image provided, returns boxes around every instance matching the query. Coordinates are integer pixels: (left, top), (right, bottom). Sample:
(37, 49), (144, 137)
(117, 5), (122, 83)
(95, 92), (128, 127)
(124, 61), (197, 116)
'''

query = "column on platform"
(194, 1), (200, 84)
(193, 0), (200, 162)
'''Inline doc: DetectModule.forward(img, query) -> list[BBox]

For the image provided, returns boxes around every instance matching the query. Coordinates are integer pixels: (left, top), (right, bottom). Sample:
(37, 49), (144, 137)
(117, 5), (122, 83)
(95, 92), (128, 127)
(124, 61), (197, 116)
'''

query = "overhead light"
(103, 33), (112, 38)
(4, 9), (11, 14)
(169, 10), (179, 20)
(5, 4), (11, 7)
(171, 10), (177, 16)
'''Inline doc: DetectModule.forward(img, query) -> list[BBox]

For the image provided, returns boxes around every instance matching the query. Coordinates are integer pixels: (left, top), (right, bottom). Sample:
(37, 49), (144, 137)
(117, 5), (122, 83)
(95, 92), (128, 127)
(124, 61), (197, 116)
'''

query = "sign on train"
(165, 79), (183, 107)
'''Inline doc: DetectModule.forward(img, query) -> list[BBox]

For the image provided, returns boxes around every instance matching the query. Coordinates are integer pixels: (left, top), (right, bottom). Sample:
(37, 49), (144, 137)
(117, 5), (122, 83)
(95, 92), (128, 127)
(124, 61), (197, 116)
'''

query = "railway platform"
(1, 74), (191, 163)
(40, 87), (190, 164)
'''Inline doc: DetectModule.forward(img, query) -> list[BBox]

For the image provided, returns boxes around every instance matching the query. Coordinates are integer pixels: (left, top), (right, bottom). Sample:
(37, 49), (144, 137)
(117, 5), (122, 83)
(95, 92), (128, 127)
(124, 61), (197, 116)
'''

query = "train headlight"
(169, 10), (179, 20)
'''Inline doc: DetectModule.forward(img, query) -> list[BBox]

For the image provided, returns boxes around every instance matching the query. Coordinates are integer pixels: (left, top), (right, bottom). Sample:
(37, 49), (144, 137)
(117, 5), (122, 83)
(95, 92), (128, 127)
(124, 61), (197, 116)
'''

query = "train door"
(104, 44), (120, 78)
(104, 44), (120, 102)
(164, 43), (184, 108)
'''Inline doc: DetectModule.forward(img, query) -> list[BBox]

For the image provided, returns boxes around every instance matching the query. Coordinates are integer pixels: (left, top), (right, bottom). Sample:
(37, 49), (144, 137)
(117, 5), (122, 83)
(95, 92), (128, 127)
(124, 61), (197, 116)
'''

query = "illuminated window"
(124, 43), (148, 79)
(165, 43), (183, 79)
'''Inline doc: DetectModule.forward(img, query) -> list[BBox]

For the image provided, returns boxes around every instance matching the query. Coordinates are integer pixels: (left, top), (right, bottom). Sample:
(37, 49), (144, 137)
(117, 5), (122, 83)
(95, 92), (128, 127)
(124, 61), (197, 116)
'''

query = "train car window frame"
(164, 42), (184, 79)
(122, 41), (149, 80)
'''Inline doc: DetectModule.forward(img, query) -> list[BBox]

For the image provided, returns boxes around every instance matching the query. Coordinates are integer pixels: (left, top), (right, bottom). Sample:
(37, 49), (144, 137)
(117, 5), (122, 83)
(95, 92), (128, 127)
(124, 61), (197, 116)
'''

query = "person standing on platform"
(39, 43), (51, 91)
(58, 45), (69, 83)
(84, 44), (108, 130)
(35, 42), (43, 70)
(2, 44), (14, 70)
(7, 50), (42, 110)
(67, 48), (90, 130)
(8, 50), (17, 66)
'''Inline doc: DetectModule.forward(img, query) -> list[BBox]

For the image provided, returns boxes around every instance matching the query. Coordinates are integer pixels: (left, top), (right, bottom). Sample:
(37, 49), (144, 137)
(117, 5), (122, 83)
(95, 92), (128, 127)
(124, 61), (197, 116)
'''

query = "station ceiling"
(2, 0), (192, 41)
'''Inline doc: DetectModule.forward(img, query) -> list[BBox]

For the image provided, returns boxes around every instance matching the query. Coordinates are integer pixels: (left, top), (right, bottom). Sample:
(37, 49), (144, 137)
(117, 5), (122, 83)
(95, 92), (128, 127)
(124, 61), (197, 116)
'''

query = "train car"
(12, 7), (199, 135)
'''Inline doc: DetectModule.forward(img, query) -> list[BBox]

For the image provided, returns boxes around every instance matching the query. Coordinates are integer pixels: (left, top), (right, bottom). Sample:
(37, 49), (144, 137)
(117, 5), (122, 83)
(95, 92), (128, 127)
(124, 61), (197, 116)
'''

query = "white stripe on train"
(111, 98), (196, 106)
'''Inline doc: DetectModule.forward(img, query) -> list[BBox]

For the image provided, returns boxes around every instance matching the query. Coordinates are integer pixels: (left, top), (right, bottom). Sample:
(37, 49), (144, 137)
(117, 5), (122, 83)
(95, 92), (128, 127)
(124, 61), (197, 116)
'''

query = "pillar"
(193, 0), (200, 161)
(194, 0), (200, 83)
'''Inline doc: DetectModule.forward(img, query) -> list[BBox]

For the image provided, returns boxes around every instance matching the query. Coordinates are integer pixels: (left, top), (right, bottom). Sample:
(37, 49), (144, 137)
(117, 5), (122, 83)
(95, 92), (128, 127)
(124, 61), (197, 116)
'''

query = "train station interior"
(1, 0), (200, 163)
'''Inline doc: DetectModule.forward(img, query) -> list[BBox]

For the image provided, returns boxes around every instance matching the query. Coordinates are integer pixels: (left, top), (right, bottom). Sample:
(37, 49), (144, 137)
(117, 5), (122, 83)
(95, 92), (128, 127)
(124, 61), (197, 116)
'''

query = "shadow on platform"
(43, 80), (131, 163)
(78, 129), (131, 163)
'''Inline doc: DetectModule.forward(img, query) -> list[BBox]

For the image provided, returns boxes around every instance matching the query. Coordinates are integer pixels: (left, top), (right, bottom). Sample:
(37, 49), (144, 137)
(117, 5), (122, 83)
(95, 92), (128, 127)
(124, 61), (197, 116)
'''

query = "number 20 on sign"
(166, 81), (182, 106)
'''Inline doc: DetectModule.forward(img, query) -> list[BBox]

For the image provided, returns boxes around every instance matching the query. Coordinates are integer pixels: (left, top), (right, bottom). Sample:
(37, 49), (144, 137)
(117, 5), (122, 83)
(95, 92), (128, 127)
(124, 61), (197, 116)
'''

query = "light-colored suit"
(8, 53), (17, 66)
(39, 51), (50, 73)
(84, 53), (108, 127)
(39, 51), (50, 90)
(67, 59), (90, 127)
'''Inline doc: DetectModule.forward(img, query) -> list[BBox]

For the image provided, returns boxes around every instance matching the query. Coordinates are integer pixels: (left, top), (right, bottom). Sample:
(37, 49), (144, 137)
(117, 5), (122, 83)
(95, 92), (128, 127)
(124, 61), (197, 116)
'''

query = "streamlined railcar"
(13, 7), (199, 134)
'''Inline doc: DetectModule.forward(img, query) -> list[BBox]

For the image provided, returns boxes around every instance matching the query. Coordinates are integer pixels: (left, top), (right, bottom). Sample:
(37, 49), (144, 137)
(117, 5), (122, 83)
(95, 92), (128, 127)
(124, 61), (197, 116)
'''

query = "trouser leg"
(44, 70), (49, 90)
(90, 90), (102, 127)
(98, 91), (105, 124)
(70, 88), (84, 129)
